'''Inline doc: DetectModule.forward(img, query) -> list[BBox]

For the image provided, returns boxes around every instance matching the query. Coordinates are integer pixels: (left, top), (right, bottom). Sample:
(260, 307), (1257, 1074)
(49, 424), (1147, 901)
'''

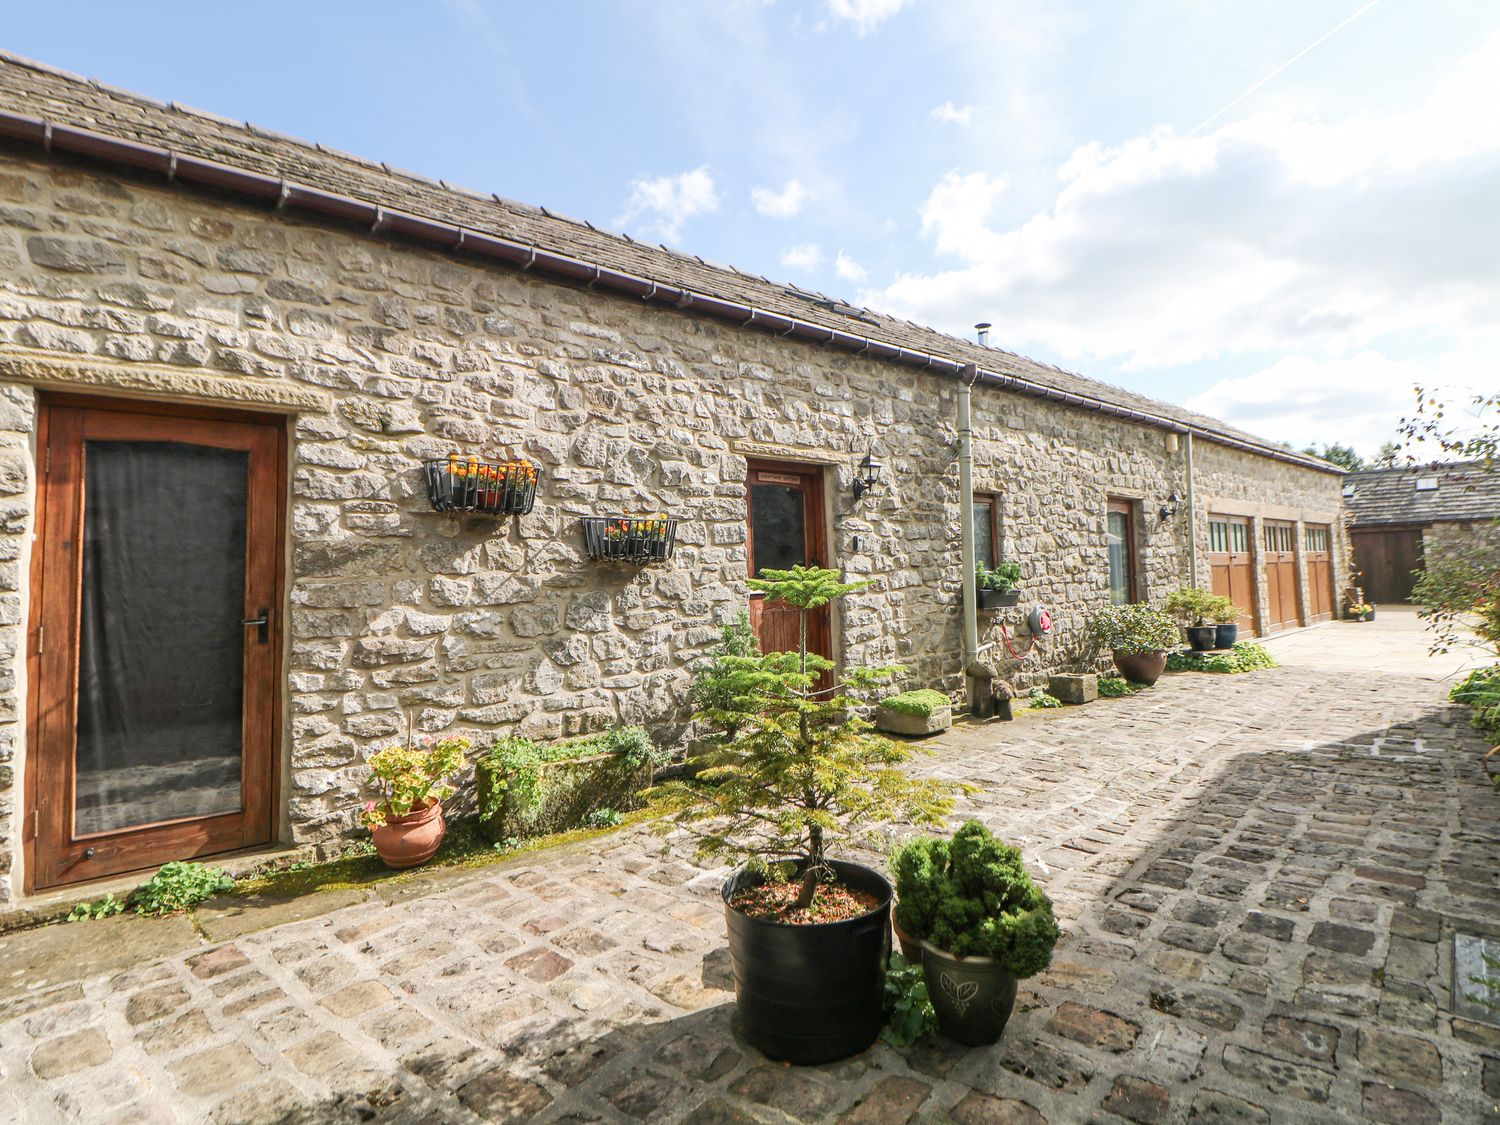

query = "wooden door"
(1304, 524), (1334, 623)
(1262, 520), (1299, 632)
(1208, 516), (1256, 634)
(1350, 528), (1424, 604)
(28, 397), (284, 890)
(745, 461), (832, 673)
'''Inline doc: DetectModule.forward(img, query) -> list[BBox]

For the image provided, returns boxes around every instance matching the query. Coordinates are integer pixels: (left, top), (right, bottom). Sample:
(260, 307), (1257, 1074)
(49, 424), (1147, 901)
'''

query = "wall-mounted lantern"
(852, 450), (883, 501)
(1158, 490), (1182, 521)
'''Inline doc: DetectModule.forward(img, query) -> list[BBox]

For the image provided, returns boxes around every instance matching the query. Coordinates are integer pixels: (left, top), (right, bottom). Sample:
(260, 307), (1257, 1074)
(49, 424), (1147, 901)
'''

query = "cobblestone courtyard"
(3, 624), (1498, 1123)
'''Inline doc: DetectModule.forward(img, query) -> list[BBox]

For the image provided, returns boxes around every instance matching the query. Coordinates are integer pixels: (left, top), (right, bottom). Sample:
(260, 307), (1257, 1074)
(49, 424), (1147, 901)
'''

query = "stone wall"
(0, 155), (1345, 897)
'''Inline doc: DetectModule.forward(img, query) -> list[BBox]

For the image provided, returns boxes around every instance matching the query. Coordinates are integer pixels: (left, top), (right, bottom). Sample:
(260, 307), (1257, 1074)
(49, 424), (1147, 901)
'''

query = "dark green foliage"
(649, 566), (959, 909)
(881, 689), (952, 718)
(134, 861), (234, 916)
(1166, 642), (1277, 674)
(583, 807), (623, 828)
(1097, 676), (1139, 697)
(1451, 665), (1500, 746)
(690, 610), (763, 738)
(1025, 688), (1062, 709)
(891, 820), (1059, 977)
(1300, 442), (1365, 471)
(881, 952), (935, 1046)
(1089, 603), (1180, 654)
(975, 561), (1021, 592)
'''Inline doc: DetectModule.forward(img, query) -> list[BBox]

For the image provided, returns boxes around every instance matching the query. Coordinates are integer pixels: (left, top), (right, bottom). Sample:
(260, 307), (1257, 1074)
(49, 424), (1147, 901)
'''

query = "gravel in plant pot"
(876, 689), (953, 736)
(975, 562), (1022, 609)
(360, 734), (468, 869)
(892, 821), (1059, 1046)
(1089, 603), (1181, 686)
(648, 566), (959, 1065)
(1165, 587), (1223, 651)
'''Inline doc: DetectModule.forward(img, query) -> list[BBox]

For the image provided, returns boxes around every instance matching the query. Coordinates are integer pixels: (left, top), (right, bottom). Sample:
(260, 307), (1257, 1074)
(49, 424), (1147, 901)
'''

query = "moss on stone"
(879, 689), (952, 718)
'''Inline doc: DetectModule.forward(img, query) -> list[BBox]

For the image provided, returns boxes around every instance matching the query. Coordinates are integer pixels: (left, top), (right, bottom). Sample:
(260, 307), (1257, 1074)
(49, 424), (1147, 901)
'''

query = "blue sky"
(7, 1), (1496, 456)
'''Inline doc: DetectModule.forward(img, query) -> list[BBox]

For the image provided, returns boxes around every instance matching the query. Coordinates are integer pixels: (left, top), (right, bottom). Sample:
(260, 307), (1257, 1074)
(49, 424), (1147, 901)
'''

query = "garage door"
(1350, 528), (1424, 605)
(1208, 516), (1257, 634)
(1263, 520), (1299, 632)
(1305, 524), (1334, 623)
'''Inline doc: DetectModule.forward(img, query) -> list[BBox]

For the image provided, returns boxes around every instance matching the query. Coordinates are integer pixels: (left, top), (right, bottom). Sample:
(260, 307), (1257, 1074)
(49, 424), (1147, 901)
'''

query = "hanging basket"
(424, 458), (539, 515)
(581, 515), (678, 564)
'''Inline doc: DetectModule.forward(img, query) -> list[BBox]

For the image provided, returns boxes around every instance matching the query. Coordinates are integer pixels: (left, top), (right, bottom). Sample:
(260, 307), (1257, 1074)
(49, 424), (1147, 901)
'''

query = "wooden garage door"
(1263, 520), (1299, 633)
(1305, 524), (1334, 623)
(1208, 516), (1257, 634)
(1350, 528), (1424, 605)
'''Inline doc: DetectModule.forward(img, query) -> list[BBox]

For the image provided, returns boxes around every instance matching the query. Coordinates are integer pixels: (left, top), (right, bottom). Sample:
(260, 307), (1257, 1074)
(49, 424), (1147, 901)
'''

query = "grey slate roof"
(0, 51), (1336, 473)
(1344, 462), (1500, 527)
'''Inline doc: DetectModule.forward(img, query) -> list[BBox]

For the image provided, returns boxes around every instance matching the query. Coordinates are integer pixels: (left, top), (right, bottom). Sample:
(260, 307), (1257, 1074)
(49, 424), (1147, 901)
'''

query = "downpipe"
(958, 364), (981, 713)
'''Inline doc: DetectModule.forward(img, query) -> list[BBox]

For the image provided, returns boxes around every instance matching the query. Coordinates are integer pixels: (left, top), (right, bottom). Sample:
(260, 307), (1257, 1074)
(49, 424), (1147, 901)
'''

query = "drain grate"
(1454, 933), (1500, 1027)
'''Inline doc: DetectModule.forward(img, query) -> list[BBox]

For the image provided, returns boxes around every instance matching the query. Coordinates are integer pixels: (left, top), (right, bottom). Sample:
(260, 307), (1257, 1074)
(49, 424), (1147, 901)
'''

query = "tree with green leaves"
(649, 565), (959, 911)
(1301, 442), (1365, 472)
(689, 610), (763, 740)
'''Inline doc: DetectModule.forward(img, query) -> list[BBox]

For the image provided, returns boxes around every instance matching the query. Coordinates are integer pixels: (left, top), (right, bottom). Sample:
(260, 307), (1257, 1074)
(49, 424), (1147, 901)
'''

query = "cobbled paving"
(2, 664), (1498, 1123)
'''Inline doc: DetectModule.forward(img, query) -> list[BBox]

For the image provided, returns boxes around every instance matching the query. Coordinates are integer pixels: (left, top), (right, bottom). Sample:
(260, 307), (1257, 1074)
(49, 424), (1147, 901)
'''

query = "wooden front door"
(1208, 515), (1257, 634)
(745, 461), (832, 670)
(1304, 524), (1334, 623)
(1350, 528), (1424, 605)
(1262, 519), (1299, 632)
(28, 398), (284, 890)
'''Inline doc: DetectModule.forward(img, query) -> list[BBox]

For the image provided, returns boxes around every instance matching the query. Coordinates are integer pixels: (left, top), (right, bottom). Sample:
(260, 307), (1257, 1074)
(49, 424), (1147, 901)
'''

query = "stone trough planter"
(875, 703), (953, 736)
(476, 752), (651, 843)
(1046, 673), (1097, 705)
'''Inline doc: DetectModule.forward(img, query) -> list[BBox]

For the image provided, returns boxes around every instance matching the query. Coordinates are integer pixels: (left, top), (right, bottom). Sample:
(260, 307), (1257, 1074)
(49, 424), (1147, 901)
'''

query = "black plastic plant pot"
(424, 459), (539, 515)
(721, 859), (892, 1065)
(1186, 625), (1218, 651)
(976, 588), (1021, 609)
(920, 942), (1019, 1047)
(581, 515), (678, 564)
(1215, 623), (1240, 649)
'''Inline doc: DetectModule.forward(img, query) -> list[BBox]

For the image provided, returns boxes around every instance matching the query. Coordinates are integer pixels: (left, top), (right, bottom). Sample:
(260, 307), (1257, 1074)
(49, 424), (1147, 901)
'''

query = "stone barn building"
(0, 53), (1345, 907)
(1345, 462), (1500, 605)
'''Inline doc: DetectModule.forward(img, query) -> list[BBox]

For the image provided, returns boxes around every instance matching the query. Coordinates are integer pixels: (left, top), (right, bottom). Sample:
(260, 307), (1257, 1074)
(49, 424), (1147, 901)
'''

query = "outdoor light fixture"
(852, 450), (883, 501)
(1159, 491), (1182, 520)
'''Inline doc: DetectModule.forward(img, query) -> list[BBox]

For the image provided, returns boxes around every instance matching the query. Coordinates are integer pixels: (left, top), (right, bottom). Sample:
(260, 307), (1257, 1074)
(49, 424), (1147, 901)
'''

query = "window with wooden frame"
(972, 494), (1001, 571)
(1106, 498), (1138, 605)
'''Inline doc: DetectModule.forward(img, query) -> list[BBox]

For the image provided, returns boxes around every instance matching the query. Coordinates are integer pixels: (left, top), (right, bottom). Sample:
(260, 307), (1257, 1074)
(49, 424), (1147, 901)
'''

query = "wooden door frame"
(24, 393), (287, 893)
(1208, 513), (1261, 636)
(1304, 522), (1335, 623)
(745, 458), (833, 666)
(1106, 498), (1139, 603)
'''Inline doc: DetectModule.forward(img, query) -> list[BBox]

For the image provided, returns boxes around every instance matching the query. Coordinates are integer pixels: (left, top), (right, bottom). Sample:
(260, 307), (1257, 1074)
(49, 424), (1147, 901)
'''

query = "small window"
(1106, 499), (1137, 605)
(1342, 484), (1356, 498)
(973, 494), (1000, 571)
(1415, 476), (1439, 492)
(1306, 526), (1330, 552)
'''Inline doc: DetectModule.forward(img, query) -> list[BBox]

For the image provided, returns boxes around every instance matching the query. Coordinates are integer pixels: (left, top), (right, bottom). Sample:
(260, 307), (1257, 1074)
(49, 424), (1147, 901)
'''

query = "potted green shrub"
(649, 566), (957, 1065)
(1089, 603), (1181, 686)
(1214, 596), (1241, 648)
(360, 734), (468, 869)
(975, 562), (1022, 609)
(1164, 587), (1222, 651)
(892, 820), (1059, 1045)
(875, 689), (953, 736)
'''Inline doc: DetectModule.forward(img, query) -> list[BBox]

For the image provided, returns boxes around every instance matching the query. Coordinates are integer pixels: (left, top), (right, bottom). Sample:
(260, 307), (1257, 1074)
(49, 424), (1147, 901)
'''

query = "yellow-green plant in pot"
(360, 734), (467, 869)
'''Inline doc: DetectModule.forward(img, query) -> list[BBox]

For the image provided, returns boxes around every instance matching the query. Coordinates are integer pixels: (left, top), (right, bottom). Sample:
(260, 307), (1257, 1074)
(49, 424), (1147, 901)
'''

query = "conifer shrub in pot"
(649, 567), (957, 1065)
(1164, 587), (1222, 651)
(1089, 603), (1181, 686)
(892, 820), (1059, 1046)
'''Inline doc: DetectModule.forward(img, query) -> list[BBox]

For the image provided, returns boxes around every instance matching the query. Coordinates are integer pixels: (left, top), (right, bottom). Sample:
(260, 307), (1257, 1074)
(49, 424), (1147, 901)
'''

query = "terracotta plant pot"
(371, 798), (446, 869)
(892, 909), (922, 962)
(1113, 650), (1168, 686)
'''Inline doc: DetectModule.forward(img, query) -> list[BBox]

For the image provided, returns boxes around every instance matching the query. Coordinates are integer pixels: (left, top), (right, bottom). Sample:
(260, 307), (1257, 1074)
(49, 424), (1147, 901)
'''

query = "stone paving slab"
(2, 663), (1499, 1123)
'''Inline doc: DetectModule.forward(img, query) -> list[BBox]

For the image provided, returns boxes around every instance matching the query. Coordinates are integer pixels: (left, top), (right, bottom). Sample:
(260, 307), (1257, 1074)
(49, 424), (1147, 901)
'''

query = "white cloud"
(929, 101), (975, 127)
(618, 165), (719, 243)
(871, 33), (1500, 374)
(780, 243), (824, 271)
(834, 251), (868, 282)
(825, 0), (909, 36)
(751, 178), (810, 218)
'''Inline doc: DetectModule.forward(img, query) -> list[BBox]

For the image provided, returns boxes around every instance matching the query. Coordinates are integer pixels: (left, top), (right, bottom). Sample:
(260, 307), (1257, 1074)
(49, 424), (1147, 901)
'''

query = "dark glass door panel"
(1107, 510), (1131, 605)
(749, 483), (807, 575)
(75, 441), (249, 835)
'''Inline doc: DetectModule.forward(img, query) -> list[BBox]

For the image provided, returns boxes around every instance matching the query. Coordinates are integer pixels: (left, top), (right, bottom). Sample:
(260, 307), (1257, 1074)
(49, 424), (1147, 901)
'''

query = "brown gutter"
(0, 108), (1339, 475)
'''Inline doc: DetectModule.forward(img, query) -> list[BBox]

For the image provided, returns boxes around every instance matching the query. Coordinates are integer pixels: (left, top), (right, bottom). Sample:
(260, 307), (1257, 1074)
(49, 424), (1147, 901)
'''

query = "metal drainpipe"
(959, 357), (981, 712)
(1185, 431), (1198, 589)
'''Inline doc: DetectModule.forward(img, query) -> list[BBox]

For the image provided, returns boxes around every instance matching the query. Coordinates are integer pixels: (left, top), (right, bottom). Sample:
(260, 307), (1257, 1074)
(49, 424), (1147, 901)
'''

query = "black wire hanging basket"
(581, 515), (678, 564)
(424, 457), (539, 515)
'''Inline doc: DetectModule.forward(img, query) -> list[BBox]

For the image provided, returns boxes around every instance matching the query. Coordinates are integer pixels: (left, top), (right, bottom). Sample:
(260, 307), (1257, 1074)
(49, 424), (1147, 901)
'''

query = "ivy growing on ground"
(1166, 642), (1277, 675)
(881, 952), (936, 1046)
(67, 893), (125, 922)
(1026, 688), (1063, 709)
(1097, 677), (1139, 697)
(133, 861), (234, 916)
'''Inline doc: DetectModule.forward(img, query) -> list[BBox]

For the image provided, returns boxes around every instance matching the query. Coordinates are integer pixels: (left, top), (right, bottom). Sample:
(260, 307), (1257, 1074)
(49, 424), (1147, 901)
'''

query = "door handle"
(241, 609), (270, 644)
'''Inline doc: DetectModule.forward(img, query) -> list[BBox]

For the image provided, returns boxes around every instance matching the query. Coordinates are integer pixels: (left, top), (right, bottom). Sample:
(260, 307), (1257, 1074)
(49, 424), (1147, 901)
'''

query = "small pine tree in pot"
(648, 566), (958, 1064)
